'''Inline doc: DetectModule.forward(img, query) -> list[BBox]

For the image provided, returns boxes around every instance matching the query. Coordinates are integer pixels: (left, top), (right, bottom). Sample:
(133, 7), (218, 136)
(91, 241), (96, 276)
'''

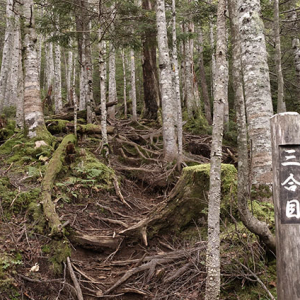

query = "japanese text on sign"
(279, 146), (300, 224)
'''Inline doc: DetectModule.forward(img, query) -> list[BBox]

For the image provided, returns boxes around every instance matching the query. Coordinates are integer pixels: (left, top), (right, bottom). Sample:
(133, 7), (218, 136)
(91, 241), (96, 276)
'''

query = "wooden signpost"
(271, 112), (300, 300)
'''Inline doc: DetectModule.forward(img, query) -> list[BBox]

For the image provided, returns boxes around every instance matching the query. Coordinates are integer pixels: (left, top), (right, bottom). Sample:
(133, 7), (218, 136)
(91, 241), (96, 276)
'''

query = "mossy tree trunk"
(41, 134), (76, 237)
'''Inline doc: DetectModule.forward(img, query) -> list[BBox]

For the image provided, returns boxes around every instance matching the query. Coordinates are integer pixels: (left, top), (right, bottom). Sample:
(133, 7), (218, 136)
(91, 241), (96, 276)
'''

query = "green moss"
(183, 110), (212, 135)
(27, 202), (46, 234)
(149, 164), (237, 238)
(2, 106), (16, 118)
(0, 133), (24, 155)
(49, 240), (71, 274)
(76, 150), (114, 189)
(249, 200), (275, 229)
(46, 119), (70, 134)
(0, 133), (54, 166)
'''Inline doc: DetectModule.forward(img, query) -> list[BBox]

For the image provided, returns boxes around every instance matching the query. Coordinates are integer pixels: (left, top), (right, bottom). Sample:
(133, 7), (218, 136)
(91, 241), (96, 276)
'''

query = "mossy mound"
(0, 134), (55, 165)
(56, 149), (114, 202)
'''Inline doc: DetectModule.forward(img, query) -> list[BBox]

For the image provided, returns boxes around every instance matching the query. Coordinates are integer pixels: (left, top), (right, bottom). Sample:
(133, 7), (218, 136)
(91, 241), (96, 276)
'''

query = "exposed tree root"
(103, 244), (206, 295)
(69, 232), (123, 250)
(41, 134), (77, 237)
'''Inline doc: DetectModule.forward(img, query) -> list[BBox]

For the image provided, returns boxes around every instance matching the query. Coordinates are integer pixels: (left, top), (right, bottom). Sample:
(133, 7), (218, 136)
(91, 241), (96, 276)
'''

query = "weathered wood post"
(271, 112), (300, 300)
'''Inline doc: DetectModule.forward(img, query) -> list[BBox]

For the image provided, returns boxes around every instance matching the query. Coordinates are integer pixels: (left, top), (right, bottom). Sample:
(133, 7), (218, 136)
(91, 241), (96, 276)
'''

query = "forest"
(0, 0), (298, 299)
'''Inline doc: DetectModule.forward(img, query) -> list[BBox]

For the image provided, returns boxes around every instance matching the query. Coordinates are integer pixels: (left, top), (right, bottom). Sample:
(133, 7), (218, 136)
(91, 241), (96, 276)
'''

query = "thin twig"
(67, 257), (84, 300)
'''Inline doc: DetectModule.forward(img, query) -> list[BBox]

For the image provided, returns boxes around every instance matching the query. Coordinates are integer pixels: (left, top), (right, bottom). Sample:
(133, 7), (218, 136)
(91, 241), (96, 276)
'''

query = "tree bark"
(0, 0), (14, 112)
(229, 0), (275, 253)
(171, 0), (183, 164)
(108, 41), (117, 120)
(121, 49), (128, 118)
(22, 0), (45, 138)
(54, 40), (63, 114)
(274, 0), (286, 113)
(142, 0), (159, 120)
(156, 0), (178, 162)
(130, 48), (137, 121)
(197, 25), (212, 125)
(205, 0), (227, 298)
(237, 0), (273, 187)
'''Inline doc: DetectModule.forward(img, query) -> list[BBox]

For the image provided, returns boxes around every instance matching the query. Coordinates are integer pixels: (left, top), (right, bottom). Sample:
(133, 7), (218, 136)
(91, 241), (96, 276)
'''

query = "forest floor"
(0, 117), (276, 300)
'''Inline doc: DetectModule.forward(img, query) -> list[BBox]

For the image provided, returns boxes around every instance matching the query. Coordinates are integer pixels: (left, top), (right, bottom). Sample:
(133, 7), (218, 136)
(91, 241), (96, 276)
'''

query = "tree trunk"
(22, 0), (45, 138)
(108, 41), (117, 120)
(130, 48), (137, 121)
(184, 20), (199, 117)
(156, 0), (178, 162)
(197, 25), (212, 125)
(99, 30), (108, 146)
(45, 40), (54, 112)
(274, 0), (286, 113)
(228, 0), (276, 253)
(14, 2), (24, 128)
(8, 4), (21, 110)
(171, 0), (183, 163)
(121, 49), (127, 118)
(0, 0), (14, 111)
(67, 48), (74, 106)
(205, 0), (227, 298)
(208, 0), (216, 102)
(54, 41), (63, 114)
(142, 0), (159, 120)
(237, 0), (273, 187)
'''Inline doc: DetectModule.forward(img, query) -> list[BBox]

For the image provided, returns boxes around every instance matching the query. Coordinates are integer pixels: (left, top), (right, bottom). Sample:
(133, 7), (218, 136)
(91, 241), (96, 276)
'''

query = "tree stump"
(120, 164), (237, 245)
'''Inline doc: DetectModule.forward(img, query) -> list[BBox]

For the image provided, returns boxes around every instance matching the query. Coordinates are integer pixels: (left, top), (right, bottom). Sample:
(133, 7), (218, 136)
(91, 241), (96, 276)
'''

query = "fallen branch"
(237, 260), (276, 300)
(67, 257), (84, 300)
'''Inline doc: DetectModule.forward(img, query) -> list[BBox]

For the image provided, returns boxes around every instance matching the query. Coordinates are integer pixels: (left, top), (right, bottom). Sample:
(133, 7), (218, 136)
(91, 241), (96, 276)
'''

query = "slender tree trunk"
(205, 0), (227, 298)
(228, 0), (276, 252)
(290, 6), (300, 111)
(54, 41), (63, 114)
(99, 27), (108, 146)
(274, 0), (286, 113)
(67, 48), (73, 106)
(130, 48), (137, 121)
(15, 3), (24, 128)
(108, 41), (117, 120)
(156, 0), (178, 162)
(121, 49), (127, 118)
(208, 1), (216, 101)
(293, 37), (300, 110)
(237, 0), (273, 187)
(0, 0), (14, 111)
(8, 5), (22, 110)
(171, 0), (183, 164)
(45, 40), (54, 105)
(184, 21), (198, 117)
(22, 0), (45, 138)
(142, 0), (159, 120)
(197, 25), (212, 124)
